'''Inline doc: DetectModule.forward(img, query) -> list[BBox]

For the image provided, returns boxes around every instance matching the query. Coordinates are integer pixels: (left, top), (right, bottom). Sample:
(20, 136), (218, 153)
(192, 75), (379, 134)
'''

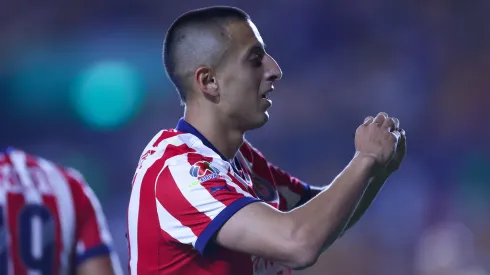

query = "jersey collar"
(175, 118), (229, 161)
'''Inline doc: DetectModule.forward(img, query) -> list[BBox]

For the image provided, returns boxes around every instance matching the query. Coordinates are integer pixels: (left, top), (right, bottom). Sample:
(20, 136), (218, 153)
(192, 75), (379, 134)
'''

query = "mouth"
(261, 89), (273, 100)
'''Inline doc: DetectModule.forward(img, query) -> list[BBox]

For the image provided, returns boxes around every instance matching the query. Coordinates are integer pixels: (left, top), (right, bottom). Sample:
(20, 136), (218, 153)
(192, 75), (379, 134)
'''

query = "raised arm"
(216, 154), (375, 269)
(216, 113), (400, 269)
(340, 117), (406, 235)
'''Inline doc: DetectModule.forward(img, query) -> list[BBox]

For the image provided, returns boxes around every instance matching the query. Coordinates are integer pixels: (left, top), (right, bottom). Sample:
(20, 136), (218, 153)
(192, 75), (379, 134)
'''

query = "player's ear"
(195, 67), (219, 97)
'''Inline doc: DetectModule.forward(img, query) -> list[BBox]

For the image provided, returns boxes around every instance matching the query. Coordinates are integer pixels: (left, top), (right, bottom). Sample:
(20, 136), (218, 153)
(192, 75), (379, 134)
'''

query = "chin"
(262, 111), (270, 124)
(247, 111), (269, 130)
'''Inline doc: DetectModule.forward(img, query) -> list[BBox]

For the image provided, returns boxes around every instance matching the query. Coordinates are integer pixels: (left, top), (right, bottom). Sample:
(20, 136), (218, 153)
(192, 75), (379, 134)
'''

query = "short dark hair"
(163, 6), (250, 104)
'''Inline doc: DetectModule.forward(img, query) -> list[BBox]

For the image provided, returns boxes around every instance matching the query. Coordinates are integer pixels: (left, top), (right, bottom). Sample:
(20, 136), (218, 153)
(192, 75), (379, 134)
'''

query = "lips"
(261, 91), (271, 100)
(261, 88), (273, 100)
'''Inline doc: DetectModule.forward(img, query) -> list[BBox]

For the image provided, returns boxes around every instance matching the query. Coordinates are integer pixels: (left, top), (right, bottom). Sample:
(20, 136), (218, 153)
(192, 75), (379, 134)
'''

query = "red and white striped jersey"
(0, 148), (122, 275)
(127, 119), (312, 275)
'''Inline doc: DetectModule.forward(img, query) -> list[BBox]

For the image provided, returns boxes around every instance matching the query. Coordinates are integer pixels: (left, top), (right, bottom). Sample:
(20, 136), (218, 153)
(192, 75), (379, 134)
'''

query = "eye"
(250, 53), (263, 67)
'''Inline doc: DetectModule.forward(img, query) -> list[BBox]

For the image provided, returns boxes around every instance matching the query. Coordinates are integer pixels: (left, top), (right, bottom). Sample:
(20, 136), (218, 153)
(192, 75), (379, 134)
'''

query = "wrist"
(351, 152), (379, 176)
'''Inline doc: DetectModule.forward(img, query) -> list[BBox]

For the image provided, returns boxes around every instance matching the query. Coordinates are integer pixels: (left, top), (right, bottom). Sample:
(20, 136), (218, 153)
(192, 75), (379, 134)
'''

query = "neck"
(183, 106), (244, 160)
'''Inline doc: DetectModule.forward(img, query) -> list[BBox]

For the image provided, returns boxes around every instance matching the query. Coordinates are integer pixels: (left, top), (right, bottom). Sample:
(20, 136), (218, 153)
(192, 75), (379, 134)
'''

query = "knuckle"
(390, 132), (399, 142)
(363, 116), (374, 124)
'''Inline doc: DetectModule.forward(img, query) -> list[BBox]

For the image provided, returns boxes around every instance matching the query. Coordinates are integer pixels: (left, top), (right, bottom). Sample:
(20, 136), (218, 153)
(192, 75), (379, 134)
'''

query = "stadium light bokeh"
(70, 60), (144, 130)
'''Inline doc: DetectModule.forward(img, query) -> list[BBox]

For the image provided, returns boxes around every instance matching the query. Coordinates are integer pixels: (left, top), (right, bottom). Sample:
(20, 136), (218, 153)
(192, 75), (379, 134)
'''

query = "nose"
(264, 55), (282, 82)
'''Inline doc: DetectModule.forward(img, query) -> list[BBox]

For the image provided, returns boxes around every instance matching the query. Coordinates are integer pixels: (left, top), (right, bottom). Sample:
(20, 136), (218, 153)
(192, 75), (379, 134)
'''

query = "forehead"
(226, 20), (264, 50)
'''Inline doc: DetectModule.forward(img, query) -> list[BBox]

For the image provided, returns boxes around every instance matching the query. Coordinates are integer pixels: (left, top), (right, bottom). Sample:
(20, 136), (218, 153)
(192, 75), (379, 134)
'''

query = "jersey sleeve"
(65, 169), (121, 269)
(155, 156), (260, 255)
(240, 141), (313, 210)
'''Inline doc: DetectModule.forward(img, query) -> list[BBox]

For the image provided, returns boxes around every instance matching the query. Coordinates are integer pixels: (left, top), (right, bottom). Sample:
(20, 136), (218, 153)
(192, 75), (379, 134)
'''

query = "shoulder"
(136, 129), (231, 183)
(21, 150), (80, 188)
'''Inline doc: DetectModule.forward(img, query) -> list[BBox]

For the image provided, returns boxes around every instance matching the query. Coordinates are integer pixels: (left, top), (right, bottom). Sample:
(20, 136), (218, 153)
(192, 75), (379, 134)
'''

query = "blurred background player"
(0, 148), (123, 275)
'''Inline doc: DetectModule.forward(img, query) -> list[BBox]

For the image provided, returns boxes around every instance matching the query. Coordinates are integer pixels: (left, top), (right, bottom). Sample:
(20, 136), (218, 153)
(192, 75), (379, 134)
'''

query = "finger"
(400, 128), (406, 137)
(398, 129), (406, 147)
(391, 129), (401, 142)
(363, 116), (374, 125)
(373, 112), (387, 125)
(383, 117), (396, 131)
(392, 117), (400, 129)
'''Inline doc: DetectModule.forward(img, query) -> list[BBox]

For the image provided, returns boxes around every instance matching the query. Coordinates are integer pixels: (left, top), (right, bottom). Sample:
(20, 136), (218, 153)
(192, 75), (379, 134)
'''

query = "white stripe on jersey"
(128, 131), (186, 274)
(156, 202), (197, 246)
(38, 159), (75, 275)
(10, 150), (44, 275)
(158, 151), (254, 248)
(167, 156), (237, 220)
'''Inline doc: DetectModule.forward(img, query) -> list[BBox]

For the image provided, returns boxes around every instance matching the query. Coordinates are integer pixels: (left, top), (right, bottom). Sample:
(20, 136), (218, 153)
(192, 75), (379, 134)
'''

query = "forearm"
(310, 171), (390, 235)
(341, 169), (390, 234)
(287, 154), (375, 265)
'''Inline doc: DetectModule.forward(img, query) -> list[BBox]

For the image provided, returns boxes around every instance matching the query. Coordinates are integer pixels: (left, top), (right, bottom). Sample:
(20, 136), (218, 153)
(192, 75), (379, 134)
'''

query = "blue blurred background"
(1, 0), (489, 274)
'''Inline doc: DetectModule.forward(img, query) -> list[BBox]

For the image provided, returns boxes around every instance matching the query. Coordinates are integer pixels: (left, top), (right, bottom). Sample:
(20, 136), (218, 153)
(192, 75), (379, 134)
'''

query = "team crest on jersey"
(252, 175), (278, 202)
(188, 161), (222, 187)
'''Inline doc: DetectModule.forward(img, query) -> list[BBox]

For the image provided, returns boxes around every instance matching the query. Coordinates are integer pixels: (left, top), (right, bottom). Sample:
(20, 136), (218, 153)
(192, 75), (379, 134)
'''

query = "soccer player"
(0, 148), (123, 275)
(127, 6), (407, 275)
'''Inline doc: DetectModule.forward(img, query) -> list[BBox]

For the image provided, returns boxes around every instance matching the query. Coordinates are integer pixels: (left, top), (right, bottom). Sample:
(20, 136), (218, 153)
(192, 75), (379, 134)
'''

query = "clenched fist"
(355, 112), (400, 169)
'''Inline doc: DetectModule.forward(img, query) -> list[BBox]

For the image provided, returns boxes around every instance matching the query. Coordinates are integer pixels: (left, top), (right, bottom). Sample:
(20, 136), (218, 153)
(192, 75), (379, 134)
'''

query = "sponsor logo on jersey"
(188, 161), (225, 188)
(189, 161), (219, 177)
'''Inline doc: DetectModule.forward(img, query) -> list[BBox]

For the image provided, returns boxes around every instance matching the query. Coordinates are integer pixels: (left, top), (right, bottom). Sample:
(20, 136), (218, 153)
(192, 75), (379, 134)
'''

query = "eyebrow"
(245, 42), (266, 56)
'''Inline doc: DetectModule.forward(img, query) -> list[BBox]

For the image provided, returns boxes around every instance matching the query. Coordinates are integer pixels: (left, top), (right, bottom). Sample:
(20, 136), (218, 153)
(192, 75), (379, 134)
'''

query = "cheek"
(222, 75), (255, 99)
(218, 66), (262, 107)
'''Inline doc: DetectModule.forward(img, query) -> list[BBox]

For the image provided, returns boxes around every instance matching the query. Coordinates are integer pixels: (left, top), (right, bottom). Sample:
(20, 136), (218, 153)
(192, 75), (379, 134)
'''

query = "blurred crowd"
(1, 0), (489, 274)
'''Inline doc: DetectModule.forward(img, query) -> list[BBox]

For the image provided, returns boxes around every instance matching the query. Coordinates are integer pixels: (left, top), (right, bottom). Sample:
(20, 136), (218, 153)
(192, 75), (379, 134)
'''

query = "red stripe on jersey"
(62, 170), (103, 250)
(134, 141), (202, 271)
(25, 154), (40, 167)
(224, 171), (250, 194)
(241, 141), (306, 195)
(157, 227), (250, 275)
(239, 143), (254, 162)
(62, 170), (84, 245)
(8, 193), (27, 275)
(157, 227), (197, 274)
(278, 193), (288, 211)
(135, 156), (167, 274)
(42, 194), (62, 275)
(78, 199), (102, 248)
(186, 153), (214, 166)
(161, 143), (196, 164)
(199, 176), (248, 207)
(156, 167), (213, 238)
(152, 130), (182, 147)
(155, 154), (248, 239)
